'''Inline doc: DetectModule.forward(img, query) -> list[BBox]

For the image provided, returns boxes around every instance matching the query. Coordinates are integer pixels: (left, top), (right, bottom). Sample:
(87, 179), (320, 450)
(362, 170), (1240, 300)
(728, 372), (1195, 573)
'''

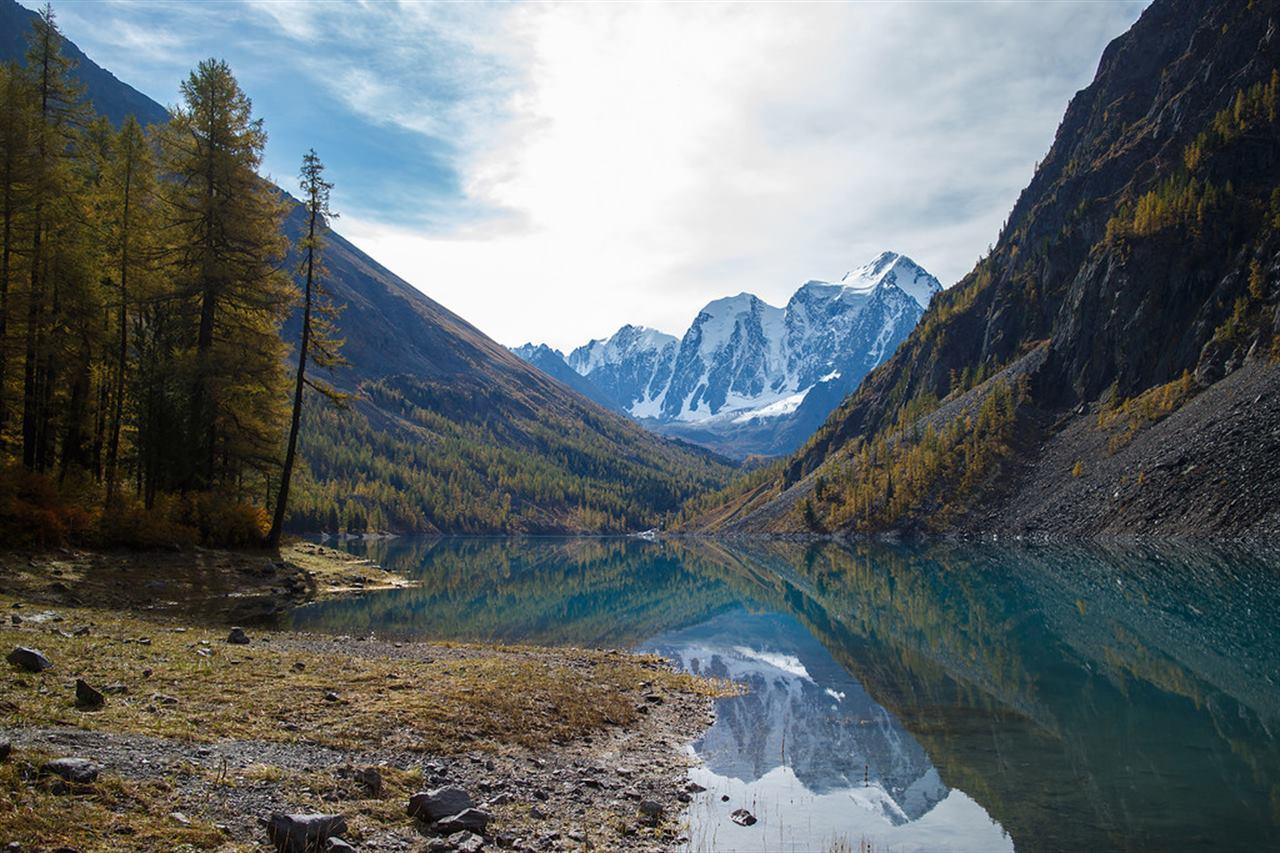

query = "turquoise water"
(288, 537), (1280, 852)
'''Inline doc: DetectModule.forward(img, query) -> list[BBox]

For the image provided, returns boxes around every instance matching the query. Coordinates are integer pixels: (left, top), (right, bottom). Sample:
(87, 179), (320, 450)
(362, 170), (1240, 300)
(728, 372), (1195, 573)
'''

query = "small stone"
(356, 766), (382, 797)
(529, 805), (548, 820)
(170, 812), (190, 826)
(730, 808), (757, 827)
(151, 693), (179, 705)
(685, 781), (706, 793)
(0, 739), (11, 761)
(434, 808), (491, 835)
(75, 679), (105, 709)
(226, 627), (250, 645)
(720, 794), (730, 802)
(265, 813), (348, 853)
(10, 614), (20, 625)
(423, 840), (451, 853)
(639, 800), (663, 819)
(291, 661), (306, 672)
(485, 792), (513, 806)
(324, 691), (340, 702)
(102, 683), (128, 695)
(42, 757), (101, 784)
(407, 786), (475, 822)
(6, 646), (52, 673)
(448, 831), (485, 853)
(73, 626), (90, 637)
(643, 693), (664, 704)
(137, 637), (152, 646)
(324, 839), (356, 852)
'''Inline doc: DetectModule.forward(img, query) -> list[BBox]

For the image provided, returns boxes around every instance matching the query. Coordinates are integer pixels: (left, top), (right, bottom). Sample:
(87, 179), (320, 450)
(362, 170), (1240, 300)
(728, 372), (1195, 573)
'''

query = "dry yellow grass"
(1, 600), (718, 753)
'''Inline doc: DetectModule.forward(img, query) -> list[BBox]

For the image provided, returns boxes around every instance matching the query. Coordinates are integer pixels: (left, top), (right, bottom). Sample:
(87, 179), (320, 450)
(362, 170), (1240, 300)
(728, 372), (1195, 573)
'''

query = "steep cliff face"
(696, 0), (1280, 537)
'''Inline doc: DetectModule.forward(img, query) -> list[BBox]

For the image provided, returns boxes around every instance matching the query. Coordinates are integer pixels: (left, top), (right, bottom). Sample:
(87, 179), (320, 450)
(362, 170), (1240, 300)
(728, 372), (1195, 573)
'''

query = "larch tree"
(268, 149), (346, 547)
(160, 58), (290, 495)
(0, 61), (36, 452)
(20, 3), (85, 471)
(100, 115), (157, 502)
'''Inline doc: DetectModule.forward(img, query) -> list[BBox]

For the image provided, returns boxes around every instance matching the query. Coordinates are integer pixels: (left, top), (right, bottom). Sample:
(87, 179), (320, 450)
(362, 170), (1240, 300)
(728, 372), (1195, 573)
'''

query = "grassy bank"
(0, 547), (730, 851)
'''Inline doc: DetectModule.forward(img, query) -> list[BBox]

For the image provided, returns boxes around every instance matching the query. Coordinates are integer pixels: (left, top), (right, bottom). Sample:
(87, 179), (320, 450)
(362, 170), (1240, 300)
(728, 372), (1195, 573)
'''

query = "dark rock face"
(725, 0), (1280, 536)
(265, 813), (348, 853)
(7, 646), (51, 672)
(407, 787), (475, 822)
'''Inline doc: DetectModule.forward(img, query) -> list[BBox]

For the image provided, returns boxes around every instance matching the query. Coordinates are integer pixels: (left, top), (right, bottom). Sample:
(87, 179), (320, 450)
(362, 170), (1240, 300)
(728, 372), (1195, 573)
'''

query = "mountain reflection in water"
(288, 537), (1280, 852)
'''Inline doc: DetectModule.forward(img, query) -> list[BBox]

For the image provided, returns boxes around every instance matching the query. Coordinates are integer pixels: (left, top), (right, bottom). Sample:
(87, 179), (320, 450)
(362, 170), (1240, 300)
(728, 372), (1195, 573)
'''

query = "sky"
(30, 0), (1150, 351)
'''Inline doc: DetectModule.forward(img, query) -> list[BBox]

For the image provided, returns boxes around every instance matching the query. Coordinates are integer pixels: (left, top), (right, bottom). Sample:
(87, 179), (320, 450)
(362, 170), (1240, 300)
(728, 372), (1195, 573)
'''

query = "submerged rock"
(7, 646), (52, 672)
(265, 813), (348, 853)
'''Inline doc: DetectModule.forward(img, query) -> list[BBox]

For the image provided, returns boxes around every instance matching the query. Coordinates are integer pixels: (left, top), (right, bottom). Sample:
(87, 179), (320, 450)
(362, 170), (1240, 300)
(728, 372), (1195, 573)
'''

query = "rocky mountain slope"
(0, 0), (736, 534)
(687, 0), (1280, 538)
(516, 253), (940, 459)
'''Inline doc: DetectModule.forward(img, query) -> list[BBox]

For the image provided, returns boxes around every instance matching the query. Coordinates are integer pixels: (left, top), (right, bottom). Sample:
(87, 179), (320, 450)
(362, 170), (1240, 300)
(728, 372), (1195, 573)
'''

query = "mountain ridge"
(685, 0), (1280, 538)
(515, 251), (941, 459)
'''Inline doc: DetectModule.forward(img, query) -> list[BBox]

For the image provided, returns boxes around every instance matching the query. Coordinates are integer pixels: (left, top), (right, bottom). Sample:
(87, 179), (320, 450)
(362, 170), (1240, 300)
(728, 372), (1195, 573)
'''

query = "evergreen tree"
(268, 149), (346, 546)
(160, 58), (289, 494)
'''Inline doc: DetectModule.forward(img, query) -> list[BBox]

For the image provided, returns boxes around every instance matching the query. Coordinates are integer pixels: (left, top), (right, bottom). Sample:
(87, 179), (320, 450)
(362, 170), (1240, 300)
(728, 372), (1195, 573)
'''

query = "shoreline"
(0, 546), (729, 852)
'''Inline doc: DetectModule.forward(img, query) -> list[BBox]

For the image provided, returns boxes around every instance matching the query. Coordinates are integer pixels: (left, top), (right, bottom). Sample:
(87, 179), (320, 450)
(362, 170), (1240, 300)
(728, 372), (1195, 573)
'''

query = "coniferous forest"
(0, 7), (338, 546)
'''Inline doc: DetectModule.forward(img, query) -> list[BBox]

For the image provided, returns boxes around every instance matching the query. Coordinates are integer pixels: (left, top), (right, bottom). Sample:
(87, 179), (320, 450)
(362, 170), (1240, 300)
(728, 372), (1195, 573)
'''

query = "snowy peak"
(511, 342), (565, 362)
(839, 251), (941, 309)
(515, 252), (940, 457)
(567, 325), (677, 376)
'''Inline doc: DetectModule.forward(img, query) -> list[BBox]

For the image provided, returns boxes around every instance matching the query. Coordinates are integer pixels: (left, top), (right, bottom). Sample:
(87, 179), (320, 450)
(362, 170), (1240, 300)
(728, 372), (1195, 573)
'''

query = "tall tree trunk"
(0, 142), (15, 449)
(105, 156), (132, 503)
(268, 206), (317, 547)
(22, 22), (52, 470)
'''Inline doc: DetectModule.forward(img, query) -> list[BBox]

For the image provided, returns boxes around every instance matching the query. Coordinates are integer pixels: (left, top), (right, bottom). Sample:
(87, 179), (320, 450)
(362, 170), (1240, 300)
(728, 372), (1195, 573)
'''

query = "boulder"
(42, 757), (101, 784)
(730, 808), (757, 827)
(265, 813), (348, 853)
(226, 627), (251, 645)
(75, 679), (105, 709)
(7, 646), (52, 673)
(434, 808), (491, 835)
(407, 786), (474, 822)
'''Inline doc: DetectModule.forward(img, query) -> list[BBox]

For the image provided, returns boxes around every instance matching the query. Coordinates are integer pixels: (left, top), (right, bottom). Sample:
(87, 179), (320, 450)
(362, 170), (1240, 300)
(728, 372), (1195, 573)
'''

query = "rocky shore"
(0, 546), (729, 852)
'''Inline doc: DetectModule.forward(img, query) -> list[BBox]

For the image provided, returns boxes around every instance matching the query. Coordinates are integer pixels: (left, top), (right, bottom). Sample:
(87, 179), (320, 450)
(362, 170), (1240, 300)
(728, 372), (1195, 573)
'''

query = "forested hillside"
(686, 0), (1280, 538)
(0, 2), (734, 543)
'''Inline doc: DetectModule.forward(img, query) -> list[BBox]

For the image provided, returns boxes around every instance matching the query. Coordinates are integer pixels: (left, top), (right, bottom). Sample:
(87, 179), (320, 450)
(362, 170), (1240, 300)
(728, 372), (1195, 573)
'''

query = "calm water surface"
(287, 537), (1280, 852)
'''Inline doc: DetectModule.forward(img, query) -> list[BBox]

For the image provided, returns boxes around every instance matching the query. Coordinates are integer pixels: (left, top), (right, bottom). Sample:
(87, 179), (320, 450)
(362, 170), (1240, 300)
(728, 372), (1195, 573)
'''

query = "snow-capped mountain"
(513, 252), (941, 458)
(565, 325), (678, 417)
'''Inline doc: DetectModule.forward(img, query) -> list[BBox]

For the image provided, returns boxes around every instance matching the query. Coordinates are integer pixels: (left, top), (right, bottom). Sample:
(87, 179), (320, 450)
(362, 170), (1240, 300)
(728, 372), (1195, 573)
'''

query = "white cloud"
(33, 0), (1150, 352)
(341, 1), (1149, 350)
